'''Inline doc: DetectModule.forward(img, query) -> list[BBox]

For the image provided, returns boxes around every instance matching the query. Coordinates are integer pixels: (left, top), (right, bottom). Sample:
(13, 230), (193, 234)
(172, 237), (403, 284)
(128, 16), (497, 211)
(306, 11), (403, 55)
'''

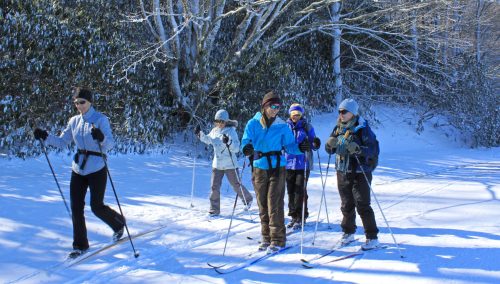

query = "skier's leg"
(88, 167), (124, 232)
(70, 171), (89, 250)
(225, 169), (252, 205)
(337, 172), (357, 234)
(253, 168), (271, 244)
(353, 172), (378, 239)
(285, 170), (297, 220)
(209, 168), (224, 215)
(268, 168), (286, 247)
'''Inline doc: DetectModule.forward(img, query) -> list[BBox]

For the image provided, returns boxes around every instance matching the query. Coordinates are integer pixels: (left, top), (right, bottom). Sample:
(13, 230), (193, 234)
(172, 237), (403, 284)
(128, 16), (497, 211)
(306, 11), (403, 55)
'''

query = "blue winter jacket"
(241, 112), (302, 170)
(285, 118), (316, 170)
(45, 106), (114, 175)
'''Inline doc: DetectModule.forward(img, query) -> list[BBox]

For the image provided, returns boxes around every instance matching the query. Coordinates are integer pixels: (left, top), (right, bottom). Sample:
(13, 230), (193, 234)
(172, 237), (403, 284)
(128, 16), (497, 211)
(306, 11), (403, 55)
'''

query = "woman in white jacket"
(197, 110), (253, 216)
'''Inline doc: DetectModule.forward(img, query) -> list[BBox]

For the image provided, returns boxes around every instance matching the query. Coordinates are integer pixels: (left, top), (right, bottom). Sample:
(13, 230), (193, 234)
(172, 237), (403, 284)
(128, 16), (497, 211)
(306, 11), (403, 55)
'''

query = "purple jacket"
(285, 118), (316, 170)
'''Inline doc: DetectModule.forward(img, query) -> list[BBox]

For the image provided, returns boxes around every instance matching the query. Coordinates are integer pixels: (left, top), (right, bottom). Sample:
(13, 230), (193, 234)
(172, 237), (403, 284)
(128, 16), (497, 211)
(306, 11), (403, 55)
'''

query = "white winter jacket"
(200, 126), (240, 170)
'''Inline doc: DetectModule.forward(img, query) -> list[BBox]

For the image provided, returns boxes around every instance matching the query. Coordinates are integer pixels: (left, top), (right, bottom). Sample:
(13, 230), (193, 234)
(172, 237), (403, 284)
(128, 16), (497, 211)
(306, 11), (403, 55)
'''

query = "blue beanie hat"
(338, 98), (359, 116)
(289, 103), (305, 117)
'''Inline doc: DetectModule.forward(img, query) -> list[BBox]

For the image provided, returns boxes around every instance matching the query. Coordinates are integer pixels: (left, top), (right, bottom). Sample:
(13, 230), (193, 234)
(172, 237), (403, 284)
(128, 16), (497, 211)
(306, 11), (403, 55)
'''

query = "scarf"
(335, 117), (358, 156)
(260, 111), (276, 129)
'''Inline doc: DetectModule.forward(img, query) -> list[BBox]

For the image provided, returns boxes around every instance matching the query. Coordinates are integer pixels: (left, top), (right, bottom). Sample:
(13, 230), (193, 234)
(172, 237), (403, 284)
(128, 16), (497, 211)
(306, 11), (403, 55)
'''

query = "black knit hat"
(261, 91), (281, 107)
(73, 87), (93, 103)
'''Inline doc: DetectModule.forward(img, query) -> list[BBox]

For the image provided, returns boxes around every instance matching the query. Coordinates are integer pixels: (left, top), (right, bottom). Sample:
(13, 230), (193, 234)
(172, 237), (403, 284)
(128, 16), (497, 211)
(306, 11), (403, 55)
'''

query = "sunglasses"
(74, 100), (88, 105)
(339, 109), (349, 115)
(270, 104), (281, 110)
(214, 120), (226, 124)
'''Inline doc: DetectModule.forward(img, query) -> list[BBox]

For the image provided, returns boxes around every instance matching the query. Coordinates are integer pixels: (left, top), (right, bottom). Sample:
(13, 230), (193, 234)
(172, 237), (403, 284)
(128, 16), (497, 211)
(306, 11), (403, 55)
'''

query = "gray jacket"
(45, 106), (114, 175)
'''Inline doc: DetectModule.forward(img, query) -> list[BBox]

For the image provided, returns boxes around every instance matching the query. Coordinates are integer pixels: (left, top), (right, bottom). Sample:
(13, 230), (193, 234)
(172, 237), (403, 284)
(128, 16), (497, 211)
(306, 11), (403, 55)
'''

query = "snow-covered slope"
(1, 106), (499, 284)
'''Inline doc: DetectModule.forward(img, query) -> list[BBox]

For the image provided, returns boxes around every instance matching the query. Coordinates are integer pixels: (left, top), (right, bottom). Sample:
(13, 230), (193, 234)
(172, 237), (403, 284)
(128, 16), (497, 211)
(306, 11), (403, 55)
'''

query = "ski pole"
(312, 154), (332, 245)
(317, 150), (331, 226)
(222, 148), (253, 256)
(39, 139), (72, 218)
(300, 148), (310, 254)
(222, 192), (239, 256)
(354, 155), (404, 258)
(190, 136), (198, 208)
(224, 141), (253, 222)
(92, 125), (139, 258)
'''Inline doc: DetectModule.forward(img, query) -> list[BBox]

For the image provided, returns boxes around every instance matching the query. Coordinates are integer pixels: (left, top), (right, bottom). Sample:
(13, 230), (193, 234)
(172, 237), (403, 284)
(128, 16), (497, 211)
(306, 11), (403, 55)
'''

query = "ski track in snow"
(4, 158), (499, 283)
(1, 108), (499, 283)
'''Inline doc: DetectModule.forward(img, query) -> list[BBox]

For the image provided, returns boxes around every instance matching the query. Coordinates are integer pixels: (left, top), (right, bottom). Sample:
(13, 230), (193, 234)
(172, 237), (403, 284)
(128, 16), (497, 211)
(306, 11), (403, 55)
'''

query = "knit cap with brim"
(338, 98), (359, 116)
(214, 109), (238, 127)
(261, 91), (281, 107)
(289, 103), (304, 117)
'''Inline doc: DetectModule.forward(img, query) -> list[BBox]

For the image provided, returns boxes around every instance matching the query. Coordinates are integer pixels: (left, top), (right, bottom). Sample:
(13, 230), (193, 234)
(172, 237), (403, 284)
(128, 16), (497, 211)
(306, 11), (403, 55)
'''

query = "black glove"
(222, 134), (229, 144)
(325, 136), (337, 154)
(298, 139), (310, 153)
(346, 141), (361, 155)
(242, 143), (254, 156)
(312, 137), (321, 149)
(34, 128), (48, 141)
(91, 127), (105, 142)
(194, 125), (201, 136)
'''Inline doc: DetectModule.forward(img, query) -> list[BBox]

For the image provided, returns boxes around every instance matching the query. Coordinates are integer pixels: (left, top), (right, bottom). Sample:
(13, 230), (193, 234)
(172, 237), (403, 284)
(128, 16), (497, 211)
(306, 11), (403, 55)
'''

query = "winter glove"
(298, 139), (310, 153)
(222, 134), (229, 144)
(91, 127), (105, 142)
(242, 143), (254, 156)
(325, 136), (338, 154)
(346, 141), (361, 155)
(312, 137), (321, 149)
(194, 125), (201, 137)
(34, 128), (48, 141)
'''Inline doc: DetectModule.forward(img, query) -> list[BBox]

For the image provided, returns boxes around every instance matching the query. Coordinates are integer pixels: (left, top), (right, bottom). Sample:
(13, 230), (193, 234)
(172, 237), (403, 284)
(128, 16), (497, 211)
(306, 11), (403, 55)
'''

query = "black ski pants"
(285, 169), (310, 221)
(336, 171), (379, 239)
(70, 167), (124, 250)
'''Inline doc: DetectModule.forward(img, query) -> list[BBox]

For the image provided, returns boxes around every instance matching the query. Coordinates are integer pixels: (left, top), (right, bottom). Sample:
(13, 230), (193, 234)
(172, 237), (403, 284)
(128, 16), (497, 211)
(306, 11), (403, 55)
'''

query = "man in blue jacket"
(241, 91), (310, 253)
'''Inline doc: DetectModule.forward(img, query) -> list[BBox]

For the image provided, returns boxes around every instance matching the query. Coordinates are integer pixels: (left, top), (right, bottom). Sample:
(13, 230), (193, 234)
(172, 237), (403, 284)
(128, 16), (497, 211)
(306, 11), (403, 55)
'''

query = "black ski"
(300, 238), (358, 264)
(302, 245), (388, 269)
(212, 245), (294, 274)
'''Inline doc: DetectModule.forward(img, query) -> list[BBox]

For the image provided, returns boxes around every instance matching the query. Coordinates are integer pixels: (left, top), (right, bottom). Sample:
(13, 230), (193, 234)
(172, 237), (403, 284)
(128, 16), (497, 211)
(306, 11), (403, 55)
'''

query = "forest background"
(1, 0), (498, 158)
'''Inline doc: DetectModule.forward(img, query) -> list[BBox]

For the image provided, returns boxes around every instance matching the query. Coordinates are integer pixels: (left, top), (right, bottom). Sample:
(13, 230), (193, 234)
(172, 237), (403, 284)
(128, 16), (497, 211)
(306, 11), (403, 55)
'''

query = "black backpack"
(355, 127), (379, 171)
(368, 136), (380, 171)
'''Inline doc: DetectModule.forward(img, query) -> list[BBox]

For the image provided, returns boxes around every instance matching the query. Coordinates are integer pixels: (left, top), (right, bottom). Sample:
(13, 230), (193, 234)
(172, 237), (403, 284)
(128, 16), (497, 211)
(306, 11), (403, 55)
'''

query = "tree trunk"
(411, 10), (418, 73)
(475, 0), (483, 64)
(153, 0), (183, 105)
(331, 2), (342, 106)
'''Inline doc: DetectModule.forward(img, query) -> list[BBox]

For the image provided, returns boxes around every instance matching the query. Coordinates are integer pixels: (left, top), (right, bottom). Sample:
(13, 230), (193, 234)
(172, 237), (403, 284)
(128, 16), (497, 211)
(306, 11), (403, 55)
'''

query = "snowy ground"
(1, 106), (499, 284)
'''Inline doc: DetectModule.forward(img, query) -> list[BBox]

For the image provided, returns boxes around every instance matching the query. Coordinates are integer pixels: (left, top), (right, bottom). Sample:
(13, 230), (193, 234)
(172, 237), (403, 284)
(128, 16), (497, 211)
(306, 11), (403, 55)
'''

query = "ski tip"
(214, 267), (225, 274)
(300, 259), (308, 263)
(302, 264), (314, 269)
(207, 262), (227, 269)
